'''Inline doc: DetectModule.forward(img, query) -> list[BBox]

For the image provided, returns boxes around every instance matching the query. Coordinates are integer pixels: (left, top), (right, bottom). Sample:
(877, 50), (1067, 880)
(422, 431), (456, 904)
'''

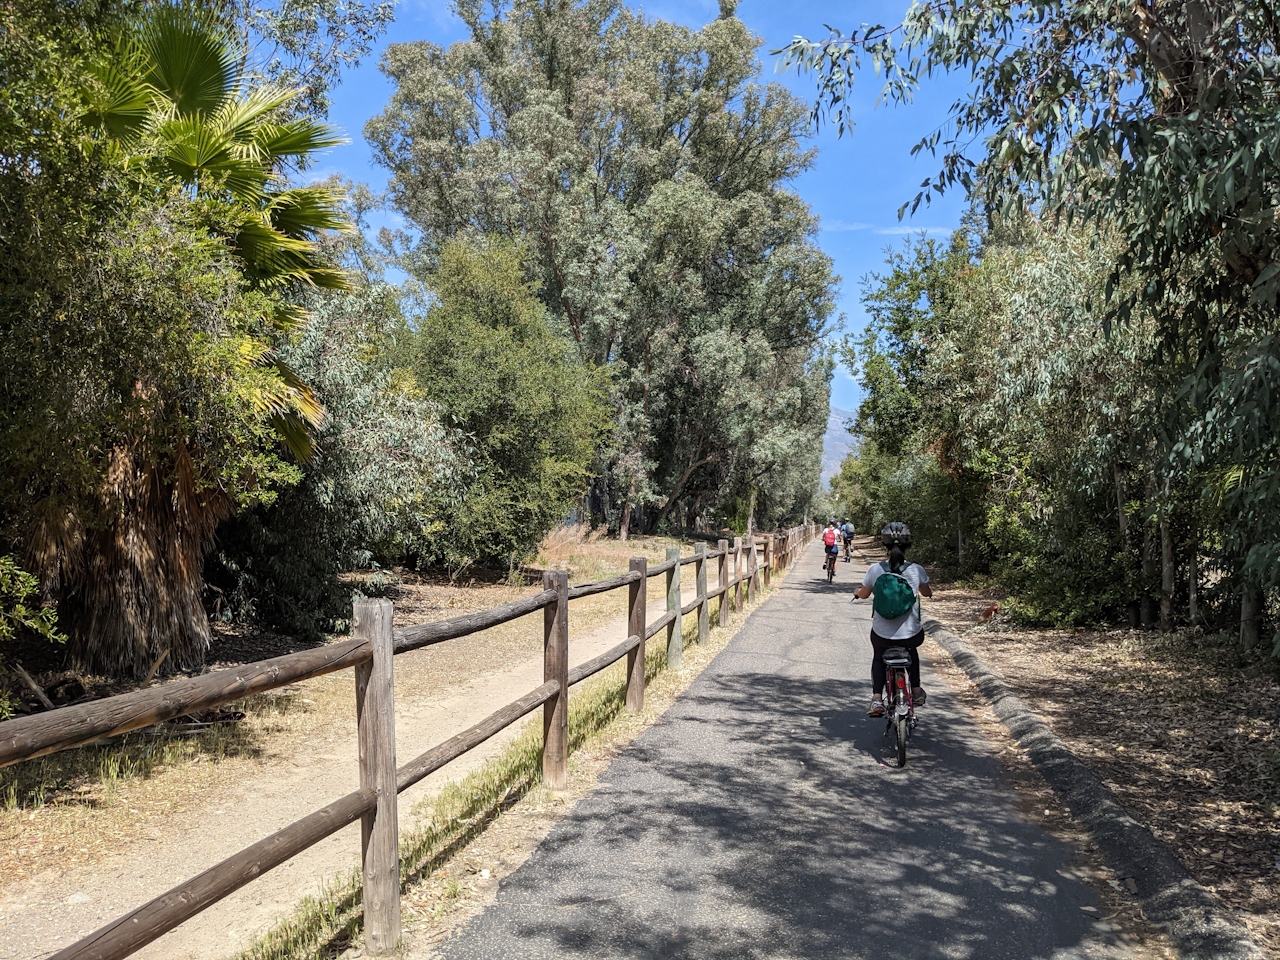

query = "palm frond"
(141, 5), (238, 117)
(82, 37), (154, 143)
(266, 186), (351, 240)
(252, 117), (348, 162)
(215, 86), (301, 150)
(151, 114), (271, 200)
(261, 357), (329, 463)
(232, 212), (350, 290)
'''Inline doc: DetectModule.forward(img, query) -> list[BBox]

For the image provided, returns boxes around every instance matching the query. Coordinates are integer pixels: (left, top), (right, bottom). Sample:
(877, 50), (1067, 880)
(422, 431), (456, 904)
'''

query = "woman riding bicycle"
(821, 521), (840, 578)
(853, 522), (932, 718)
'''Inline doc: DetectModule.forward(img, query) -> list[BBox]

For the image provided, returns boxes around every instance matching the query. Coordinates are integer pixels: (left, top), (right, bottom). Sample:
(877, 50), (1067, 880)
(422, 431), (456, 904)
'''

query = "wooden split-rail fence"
(0, 524), (817, 960)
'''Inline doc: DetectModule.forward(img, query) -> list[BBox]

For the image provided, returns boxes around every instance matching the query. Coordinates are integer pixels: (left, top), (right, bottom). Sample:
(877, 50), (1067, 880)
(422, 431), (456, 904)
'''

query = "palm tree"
(42, 5), (353, 676)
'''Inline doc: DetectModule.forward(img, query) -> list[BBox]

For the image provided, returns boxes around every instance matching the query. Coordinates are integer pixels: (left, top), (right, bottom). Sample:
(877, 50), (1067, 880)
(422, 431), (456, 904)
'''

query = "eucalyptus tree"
(208, 273), (465, 637)
(368, 0), (837, 534)
(223, 0), (396, 117)
(784, 1), (1280, 636)
(846, 218), (1220, 626)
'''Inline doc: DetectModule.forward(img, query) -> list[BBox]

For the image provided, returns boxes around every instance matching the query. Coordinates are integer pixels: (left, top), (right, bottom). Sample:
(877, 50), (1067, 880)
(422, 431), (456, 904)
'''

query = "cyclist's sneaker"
(912, 687), (927, 706)
(867, 699), (885, 718)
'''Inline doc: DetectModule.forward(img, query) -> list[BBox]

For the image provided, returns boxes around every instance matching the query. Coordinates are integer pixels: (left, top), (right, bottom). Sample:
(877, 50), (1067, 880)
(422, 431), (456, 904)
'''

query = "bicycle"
(842, 537), (853, 562)
(881, 645), (917, 767)
(824, 548), (837, 582)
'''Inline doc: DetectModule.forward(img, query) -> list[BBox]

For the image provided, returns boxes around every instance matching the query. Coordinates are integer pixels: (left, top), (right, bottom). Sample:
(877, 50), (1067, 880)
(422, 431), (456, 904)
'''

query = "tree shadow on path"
(441, 662), (1130, 960)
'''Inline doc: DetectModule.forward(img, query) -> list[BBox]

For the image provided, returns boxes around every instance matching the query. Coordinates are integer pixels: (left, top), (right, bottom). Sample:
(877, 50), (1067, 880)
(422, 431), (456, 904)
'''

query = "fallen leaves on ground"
(929, 583), (1280, 957)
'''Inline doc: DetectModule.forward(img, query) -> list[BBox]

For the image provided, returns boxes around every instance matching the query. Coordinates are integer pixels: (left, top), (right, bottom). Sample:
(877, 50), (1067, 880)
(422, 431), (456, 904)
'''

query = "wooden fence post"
(695, 543), (709, 644)
(626, 557), (647, 712)
(717, 539), (729, 627)
(763, 536), (772, 587)
(542, 570), (569, 790)
(732, 537), (744, 612)
(665, 546), (681, 670)
(749, 539), (761, 599)
(353, 597), (400, 955)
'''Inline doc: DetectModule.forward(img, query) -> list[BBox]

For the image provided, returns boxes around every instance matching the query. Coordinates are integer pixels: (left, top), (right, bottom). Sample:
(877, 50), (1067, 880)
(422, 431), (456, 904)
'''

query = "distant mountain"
(822, 407), (855, 484)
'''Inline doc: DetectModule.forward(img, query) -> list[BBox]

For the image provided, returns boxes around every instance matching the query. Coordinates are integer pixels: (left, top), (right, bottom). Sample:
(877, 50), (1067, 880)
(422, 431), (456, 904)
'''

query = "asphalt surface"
(439, 545), (1141, 960)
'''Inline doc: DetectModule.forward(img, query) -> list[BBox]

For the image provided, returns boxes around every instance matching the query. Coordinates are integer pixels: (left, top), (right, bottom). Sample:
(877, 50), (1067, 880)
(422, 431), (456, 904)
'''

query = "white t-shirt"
(861, 561), (930, 640)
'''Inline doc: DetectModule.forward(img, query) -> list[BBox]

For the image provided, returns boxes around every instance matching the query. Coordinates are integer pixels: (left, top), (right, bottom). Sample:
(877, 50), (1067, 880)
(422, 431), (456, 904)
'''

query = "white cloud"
(402, 0), (464, 31)
(820, 220), (954, 236)
(821, 220), (873, 233)
(875, 225), (953, 236)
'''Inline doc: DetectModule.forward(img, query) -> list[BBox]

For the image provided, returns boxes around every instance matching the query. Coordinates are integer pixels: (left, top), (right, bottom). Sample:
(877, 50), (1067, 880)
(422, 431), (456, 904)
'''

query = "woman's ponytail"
(880, 521), (912, 573)
(889, 543), (906, 574)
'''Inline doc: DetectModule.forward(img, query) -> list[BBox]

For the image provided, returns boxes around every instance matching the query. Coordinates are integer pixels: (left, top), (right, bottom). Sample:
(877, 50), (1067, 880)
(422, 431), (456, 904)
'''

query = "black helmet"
(880, 521), (911, 547)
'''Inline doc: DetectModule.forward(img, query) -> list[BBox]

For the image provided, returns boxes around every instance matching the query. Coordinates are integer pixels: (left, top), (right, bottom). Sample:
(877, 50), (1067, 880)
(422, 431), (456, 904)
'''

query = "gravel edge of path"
(924, 617), (1264, 960)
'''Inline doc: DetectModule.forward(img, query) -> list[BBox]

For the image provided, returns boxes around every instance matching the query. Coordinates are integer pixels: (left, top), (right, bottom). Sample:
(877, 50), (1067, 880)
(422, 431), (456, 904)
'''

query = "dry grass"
(0, 680), (344, 884)
(927, 578), (1280, 958)
(0, 533), (707, 888)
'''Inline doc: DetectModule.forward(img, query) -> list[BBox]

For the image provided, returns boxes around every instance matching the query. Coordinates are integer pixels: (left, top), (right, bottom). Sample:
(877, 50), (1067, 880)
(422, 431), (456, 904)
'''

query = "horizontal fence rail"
(394, 589), (557, 653)
(0, 638), (372, 768)
(5, 523), (817, 960)
(566, 570), (642, 600)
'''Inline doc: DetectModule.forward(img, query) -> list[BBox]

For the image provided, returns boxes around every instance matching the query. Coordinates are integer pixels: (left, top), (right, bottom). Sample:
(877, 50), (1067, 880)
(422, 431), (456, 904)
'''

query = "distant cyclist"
(853, 522), (932, 717)
(821, 521), (840, 578)
(840, 519), (856, 561)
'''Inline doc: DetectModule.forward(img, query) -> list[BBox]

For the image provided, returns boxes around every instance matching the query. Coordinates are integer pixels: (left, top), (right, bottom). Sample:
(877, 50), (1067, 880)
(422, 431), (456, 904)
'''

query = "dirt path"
(1, 576), (708, 960)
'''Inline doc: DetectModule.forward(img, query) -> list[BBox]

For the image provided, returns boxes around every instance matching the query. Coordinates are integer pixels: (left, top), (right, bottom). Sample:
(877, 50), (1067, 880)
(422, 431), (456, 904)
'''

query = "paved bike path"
(438, 544), (1137, 960)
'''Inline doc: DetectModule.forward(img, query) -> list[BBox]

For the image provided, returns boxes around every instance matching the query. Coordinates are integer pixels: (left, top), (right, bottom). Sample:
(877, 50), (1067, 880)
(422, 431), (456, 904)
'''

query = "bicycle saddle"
(881, 646), (912, 667)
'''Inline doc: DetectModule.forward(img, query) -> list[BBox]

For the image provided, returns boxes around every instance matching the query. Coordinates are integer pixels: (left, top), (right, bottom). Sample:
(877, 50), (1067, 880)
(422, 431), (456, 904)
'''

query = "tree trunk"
(619, 474), (636, 542)
(50, 443), (230, 678)
(1188, 552), (1199, 626)
(1115, 463), (1139, 626)
(1240, 588), (1264, 651)
(588, 475), (610, 529)
(1140, 528), (1156, 628)
(1159, 505), (1174, 632)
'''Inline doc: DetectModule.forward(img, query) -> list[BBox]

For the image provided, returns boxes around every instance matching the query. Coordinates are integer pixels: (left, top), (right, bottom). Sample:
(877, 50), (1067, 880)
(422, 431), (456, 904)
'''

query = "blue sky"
(318, 0), (970, 414)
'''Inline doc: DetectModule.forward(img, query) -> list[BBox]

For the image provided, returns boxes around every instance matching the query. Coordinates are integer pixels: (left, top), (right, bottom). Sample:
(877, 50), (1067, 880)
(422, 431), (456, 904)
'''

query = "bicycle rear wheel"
(894, 712), (908, 767)
(827, 558), (835, 582)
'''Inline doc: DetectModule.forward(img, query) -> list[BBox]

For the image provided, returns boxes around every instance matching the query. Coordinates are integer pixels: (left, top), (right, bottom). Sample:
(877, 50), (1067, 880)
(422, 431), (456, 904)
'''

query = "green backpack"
(872, 566), (917, 620)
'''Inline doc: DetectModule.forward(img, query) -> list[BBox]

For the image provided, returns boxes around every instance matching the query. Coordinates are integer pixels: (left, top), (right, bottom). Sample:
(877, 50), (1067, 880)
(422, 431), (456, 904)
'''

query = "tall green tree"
(368, 0), (836, 535)
(397, 237), (611, 570)
(209, 271), (464, 635)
